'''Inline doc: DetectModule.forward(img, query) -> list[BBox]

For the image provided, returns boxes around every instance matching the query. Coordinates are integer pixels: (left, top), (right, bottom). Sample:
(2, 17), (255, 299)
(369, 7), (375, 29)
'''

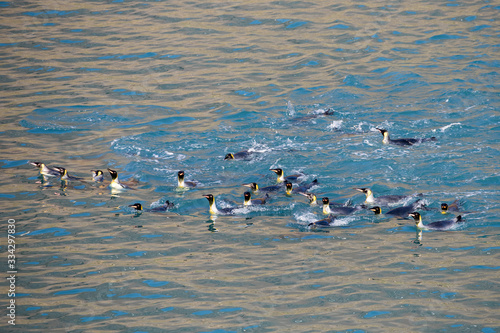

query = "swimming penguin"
(243, 191), (268, 206)
(355, 188), (412, 206)
(224, 150), (255, 161)
(409, 212), (463, 231)
(242, 182), (283, 194)
(177, 171), (197, 188)
(52, 166), (84, 181)
(285, 179), (318, 195)
(323, 197), (364, 215)
(301, 193), (350, 207)
(308, 215), (342, 228)
(107, 168), (133, 190)
(376, 128), (437, 146)
(441, 200), (462, 214)
(300, 192), (319, 205)
(370, 199), (426, 218)
(129, 203), (143, 211)
(291, 108), (335, 122)
(29, 161), (60, 177)
(91, 170), (104, 182)
(129, 201), (174, 212)
(270, 168), (304, 183)
(203, 194), (237, 215)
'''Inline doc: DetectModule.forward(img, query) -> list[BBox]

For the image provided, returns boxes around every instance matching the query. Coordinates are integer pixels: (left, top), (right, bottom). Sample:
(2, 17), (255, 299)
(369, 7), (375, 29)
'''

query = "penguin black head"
(178, 170), (185, 179)
(242, 183), (258, 191)
(91, 170), (104, 182)
(129, 203), (143, 210)
(409, 212), (421, 221)
(53, 166), (66, 175)
(441, 203), (448, 212)
(285, 182), (293, 194)
(370, 206), (381, 215)
(322, 197), (330, 205)
(203, 194), (214, 203)
(299, 192), (317, 204)
(224, 153), (234, 160)
(244, 192), (251, 200)
(270, 168), (283, 176)
(107, 168), (118, 180)
(29, 161), (43, 168)
(376, 128), (387, 135)
(355, 188), (370, 195)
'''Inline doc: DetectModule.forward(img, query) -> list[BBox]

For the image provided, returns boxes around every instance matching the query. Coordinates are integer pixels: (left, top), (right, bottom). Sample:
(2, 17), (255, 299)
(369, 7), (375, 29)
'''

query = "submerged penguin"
(242, 182), (283, 194)
(300, 192), (319, 205)
(323, 197), (364, 215)
(91, 170), (104, 182)
(203, 194), (237, 215)
(376, 128), (436, 146)
(177, 171), (197, 188)
(308, 215), (343, 228)
(441, 200), (462, 214)
(29, 161), (60, 177)
(409, 212), (464, 231)
(243, 191), (268, 206)
(270, 168), (304, 183)
(285, 179), (318, 195)
(355, 188), (413, 206)
(107, 168), (134, 190)
(224, 150), (257, 161)
(370, 199), (426, 218)
(53, 166), (84, 181)
(129, 201), (174, 212)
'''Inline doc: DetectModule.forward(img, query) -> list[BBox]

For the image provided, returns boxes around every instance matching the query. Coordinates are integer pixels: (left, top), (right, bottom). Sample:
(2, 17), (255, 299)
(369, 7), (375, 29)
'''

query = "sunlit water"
(1, 0), (499, 332)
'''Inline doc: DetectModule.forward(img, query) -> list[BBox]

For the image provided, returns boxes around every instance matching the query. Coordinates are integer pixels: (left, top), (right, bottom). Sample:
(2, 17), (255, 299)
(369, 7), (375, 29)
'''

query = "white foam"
(327, 120), (343, 131)
(286, 101), (296, 117)
(439, 122), (461, 132)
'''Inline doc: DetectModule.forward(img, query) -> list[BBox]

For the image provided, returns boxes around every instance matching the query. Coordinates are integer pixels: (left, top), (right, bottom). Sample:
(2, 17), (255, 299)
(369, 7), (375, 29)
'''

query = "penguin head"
(270, 168), (284, 182)
(376, 128), (390, 142)
(107, 168), (118, 180)
(178, 171), (185, 180)
(224, 153), (234, 160)
(285, 182), (293, 195)
(29, 161), (43, 168)
(270, 168), (283, 176)
(300, 192), (316, 204)
(243, 192), (252, 204)
(129, 203), (143, 211)
(355, 188), (372, 196)
(441, 203), (448, 213)
(408, 212), (421, 222)
(370, 206), (381, 215)
(203, 194), (214, 204)
(53, 166), (66, 176)
(91, 170), (104, 182)
(242, 182), (258, 191)
(322, 197), (330, 205)
(92, 170), (103, 176)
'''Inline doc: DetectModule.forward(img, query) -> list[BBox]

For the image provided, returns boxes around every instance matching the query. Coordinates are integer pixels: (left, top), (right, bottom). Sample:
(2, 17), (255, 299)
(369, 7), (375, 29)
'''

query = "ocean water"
(0, 0), (499, 332)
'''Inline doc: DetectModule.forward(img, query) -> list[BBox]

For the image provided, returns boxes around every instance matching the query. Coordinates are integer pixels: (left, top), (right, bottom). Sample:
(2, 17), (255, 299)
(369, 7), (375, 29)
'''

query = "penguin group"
(28, 124), (466, 232)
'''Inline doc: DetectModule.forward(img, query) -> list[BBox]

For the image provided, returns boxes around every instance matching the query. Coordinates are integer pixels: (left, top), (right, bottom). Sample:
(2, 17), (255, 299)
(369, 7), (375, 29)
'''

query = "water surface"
(0, 0), (499, 332)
